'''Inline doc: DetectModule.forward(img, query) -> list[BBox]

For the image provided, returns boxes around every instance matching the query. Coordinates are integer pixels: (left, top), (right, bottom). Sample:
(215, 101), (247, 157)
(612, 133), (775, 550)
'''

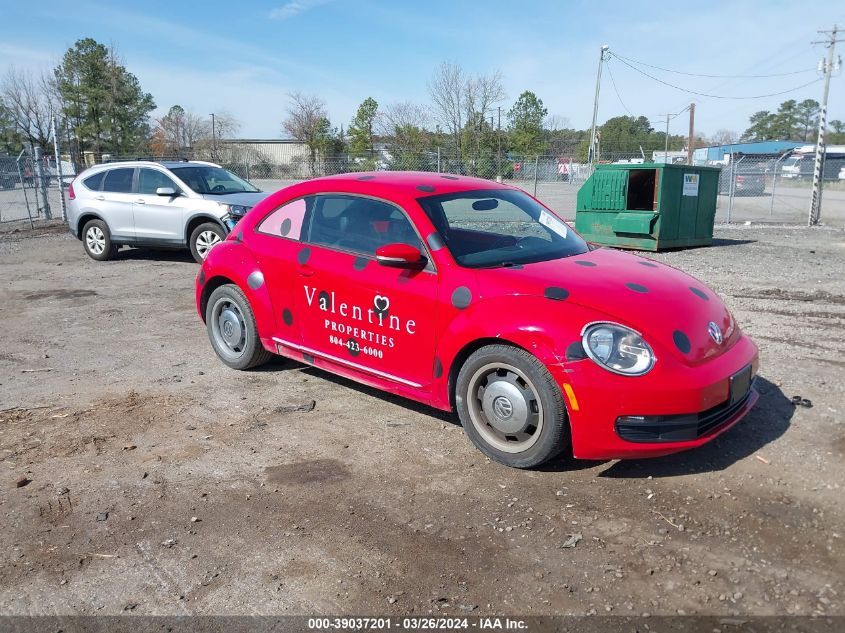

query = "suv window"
(102, 168), (135, 193)
(138, 168), (179, 195)
(305, 194), (421, 256)
(83, 171), (105, 191)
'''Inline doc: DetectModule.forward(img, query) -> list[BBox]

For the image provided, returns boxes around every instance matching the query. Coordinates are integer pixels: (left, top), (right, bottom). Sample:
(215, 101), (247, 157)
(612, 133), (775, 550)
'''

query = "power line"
(611, 51), (816, 78)
(605, 61), (634, 116)
(610, 54), (822, 99)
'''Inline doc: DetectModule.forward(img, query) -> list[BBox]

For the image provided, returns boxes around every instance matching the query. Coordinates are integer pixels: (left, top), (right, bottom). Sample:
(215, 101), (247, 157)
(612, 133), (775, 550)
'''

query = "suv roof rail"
(188, 160), (222, 168)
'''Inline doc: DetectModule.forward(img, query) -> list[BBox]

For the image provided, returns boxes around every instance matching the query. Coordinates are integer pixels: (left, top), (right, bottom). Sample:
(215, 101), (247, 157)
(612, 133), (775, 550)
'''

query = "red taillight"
(68, 180), (76, 200)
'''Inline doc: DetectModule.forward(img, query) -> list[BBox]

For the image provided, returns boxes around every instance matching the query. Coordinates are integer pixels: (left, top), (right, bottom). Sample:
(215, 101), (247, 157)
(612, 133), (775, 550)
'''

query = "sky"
(1, 0), (844, 141)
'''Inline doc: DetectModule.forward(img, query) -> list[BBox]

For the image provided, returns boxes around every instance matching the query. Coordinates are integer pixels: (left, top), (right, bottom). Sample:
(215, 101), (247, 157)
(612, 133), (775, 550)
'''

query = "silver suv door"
(134, 168), (187, 243)
(99, 168), (136, 240)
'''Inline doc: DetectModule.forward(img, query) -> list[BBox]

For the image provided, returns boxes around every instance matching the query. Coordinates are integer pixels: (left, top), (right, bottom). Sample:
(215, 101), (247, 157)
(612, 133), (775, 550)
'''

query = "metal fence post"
(437, 147), (441, 173)
(727, 153), (735, 224)
(52, 119), (67, 222)
(33, 146), (51, 220)
(533, 155), (539, 197)
(769, 155), (783, 218)
(15, 150), (34, 229)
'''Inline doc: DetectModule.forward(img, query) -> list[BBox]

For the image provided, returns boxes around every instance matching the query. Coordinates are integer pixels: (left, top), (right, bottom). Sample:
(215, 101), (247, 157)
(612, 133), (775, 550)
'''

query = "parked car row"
(66, 164), (760, 468)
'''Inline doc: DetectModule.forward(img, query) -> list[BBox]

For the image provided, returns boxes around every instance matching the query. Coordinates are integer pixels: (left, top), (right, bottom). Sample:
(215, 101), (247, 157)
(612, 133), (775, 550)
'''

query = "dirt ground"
(0, 223), (842, 617)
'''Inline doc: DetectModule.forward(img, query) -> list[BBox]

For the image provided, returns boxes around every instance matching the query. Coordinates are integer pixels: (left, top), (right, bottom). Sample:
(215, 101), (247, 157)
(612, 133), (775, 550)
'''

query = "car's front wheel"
(190, 222), (225, 263)
(455, 344), (570, 468)
(82, 219), (118, 261)
(206, 284), (272, 370)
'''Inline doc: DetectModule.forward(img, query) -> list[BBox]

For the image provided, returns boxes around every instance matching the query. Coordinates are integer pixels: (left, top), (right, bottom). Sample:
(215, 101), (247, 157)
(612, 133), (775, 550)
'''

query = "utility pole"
(497, 106), (502, 181)
(588, 44), (609, 167)
(687, 102), (696, 165)
(664, 114), (670, 163)
(809, 25), (842, 225)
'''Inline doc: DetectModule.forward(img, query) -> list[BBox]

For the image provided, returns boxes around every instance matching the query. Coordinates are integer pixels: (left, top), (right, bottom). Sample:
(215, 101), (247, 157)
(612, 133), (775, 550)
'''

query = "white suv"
(67, 160), (270, 262)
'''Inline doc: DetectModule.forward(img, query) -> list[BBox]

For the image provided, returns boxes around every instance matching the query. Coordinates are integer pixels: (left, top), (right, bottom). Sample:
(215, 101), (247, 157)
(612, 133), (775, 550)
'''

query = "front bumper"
(550, 335), (760, 460)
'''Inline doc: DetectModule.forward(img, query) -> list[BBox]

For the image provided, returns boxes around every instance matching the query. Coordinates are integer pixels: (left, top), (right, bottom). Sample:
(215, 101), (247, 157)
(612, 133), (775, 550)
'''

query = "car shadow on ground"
(596, 376), (792, 478)
(114, 246), (197, 263)
(709, 238), (758, 248)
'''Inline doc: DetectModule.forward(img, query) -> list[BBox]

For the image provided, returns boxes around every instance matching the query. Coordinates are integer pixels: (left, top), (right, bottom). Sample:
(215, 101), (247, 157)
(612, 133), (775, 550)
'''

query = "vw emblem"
(708, 321), (723, 345)
(492, 396), (513, 420)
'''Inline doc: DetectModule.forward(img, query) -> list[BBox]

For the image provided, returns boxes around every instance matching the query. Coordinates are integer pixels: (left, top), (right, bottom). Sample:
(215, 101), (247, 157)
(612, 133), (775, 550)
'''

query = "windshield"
(417, 188), (589, 268)
(170, 165), (259, 194)
(782, 157), (800, 167)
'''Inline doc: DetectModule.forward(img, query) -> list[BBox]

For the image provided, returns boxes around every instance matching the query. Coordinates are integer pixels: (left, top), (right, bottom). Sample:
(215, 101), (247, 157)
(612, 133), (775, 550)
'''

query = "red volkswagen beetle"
(195, 172), (759, 468)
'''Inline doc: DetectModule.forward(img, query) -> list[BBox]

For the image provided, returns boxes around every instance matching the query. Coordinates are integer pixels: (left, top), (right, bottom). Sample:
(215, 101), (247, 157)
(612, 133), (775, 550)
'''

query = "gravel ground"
(0, 224), (842, 617)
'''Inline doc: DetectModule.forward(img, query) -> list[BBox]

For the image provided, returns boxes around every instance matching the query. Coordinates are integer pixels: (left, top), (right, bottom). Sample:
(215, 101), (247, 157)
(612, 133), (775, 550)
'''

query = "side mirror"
(156, 187), (178, 196)
(375, 243), (425, 268)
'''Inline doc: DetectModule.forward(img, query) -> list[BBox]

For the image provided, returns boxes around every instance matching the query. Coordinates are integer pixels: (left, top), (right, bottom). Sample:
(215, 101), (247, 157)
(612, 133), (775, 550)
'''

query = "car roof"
(89, 160), (220, 170)
(304, 171), (513, 196)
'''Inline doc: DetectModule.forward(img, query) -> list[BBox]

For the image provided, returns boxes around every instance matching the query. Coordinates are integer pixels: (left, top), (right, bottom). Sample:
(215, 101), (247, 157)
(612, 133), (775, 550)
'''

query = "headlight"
(581, 322), (655, 376)
(219, 204), (250, 217)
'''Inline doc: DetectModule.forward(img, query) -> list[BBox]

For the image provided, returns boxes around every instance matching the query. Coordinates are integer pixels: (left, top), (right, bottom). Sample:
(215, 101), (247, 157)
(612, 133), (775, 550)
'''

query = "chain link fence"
(4, 140), (843, 228)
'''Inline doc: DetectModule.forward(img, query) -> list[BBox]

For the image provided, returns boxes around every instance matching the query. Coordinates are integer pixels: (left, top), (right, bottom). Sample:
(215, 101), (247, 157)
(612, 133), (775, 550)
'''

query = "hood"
(199, 191), (270, 207)
(476, 248), (739, 366)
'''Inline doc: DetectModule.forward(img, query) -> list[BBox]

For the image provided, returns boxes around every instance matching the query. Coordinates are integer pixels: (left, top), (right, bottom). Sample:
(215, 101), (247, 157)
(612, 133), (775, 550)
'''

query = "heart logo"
(374, 294), (390, 313)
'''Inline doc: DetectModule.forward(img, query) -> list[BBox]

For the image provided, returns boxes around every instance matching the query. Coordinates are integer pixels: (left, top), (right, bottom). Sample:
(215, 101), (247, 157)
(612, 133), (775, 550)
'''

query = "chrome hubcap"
(210, 297), (247, 357)
(86, 227), (106, 255)
(196, 230), (222, 259)
(467, 362), (543, 453)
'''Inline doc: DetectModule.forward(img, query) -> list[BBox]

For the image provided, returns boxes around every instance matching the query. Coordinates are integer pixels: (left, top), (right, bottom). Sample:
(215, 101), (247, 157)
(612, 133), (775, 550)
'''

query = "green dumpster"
(574, 163), (720, 251)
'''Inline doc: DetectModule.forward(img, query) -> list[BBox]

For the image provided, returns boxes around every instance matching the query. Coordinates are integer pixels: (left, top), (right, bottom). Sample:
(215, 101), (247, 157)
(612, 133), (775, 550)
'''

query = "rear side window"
(83, 171), (105, 191)
(257, 198), (308, 240)
(102, 168), (134, 193)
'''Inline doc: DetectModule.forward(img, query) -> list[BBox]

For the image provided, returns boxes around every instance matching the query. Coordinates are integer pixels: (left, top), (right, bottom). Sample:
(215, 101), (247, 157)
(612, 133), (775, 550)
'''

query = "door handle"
(96, 195), (104, 201)
(135, 199), (146, 204)
(296, 264), (314, 277)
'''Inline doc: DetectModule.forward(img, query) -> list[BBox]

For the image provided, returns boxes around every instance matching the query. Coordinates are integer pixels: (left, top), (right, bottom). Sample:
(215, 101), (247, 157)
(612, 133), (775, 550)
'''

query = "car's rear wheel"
(82, 219), (118, 261)
(206, 284), (272, 370)
(190, 222), (225, 263)
(455, 344), (570, 468)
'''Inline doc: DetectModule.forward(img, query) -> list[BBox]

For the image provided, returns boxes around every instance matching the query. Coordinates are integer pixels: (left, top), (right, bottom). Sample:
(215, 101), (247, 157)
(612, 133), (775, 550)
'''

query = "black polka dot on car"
(433, 358), (443, 378)
(357, 175), (375, 180)
(247, 271), (264, 290)
(426, 233), (445, 251)
(237, 231), (243, 242)
(297, 247), (311, 265)
(626, 283), (648, 293)
(346, 338), (360, 357)
(638, 261), (658, 268)
(198, 269), (206, 285)
(574, 260), (596, 267)
(543, 287), (570, 301)
(673, 330), (691, 354)
(451, 286), (472, 309)
(318, 290), (331, 309)
(353, 256), (369, 271)
(280, 218), (292, 236)
(416, 184), (436, 192)
(565, 341), (588, 361)
(282, 309), (293, 326)
(440, 175), (459, 180)
(303, 353), (315, 364)
(690, 287), (709, 300)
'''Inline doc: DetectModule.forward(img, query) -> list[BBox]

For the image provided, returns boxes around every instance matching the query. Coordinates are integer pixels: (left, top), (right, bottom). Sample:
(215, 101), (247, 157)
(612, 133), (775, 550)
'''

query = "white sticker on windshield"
(539, 210), (568, 238)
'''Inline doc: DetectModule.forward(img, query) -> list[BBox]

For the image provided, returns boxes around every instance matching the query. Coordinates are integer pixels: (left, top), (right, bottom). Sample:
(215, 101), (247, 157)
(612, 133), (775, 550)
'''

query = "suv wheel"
(82, 219), (118, 261)
(190, 222), (225, 263)
(455, 344), (570, 468)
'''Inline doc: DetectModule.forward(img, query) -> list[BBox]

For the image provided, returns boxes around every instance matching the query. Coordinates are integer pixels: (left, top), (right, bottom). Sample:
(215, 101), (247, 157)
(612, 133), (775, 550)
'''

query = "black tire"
(205, 284), (273, 370)
(455, 344), (570, 468)
(81, 219), (118, 261)
(189, 222), (225, 263)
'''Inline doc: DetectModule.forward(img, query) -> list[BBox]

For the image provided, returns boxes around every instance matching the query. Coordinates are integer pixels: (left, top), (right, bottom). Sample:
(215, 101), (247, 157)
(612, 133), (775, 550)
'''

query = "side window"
(257, 197), (308, 240)
(83, 171), (105, 191)
(102, 168), (135, 194)
(138, 168), (180, 195)
(305, 194), (422, 256)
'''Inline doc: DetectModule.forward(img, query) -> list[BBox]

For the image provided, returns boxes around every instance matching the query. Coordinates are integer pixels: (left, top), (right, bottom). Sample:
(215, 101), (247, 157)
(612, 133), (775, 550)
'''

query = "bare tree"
(463, 70), (506, 156)
(0, 67), (59, 150)
(428, 62), (465, 158)
(282, 92), (330, 171)
(710, 129), (738, 146)
(377, 101), (431, 154)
